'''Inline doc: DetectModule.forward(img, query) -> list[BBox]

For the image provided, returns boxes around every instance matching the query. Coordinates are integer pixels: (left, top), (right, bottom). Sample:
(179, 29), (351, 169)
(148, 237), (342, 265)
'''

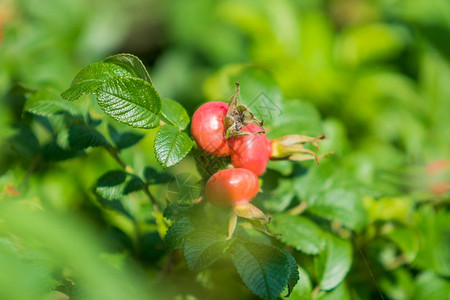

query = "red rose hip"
(205, 168), (259, 208)
(229, 124), (271, 176)
(191, 102), (231, 157)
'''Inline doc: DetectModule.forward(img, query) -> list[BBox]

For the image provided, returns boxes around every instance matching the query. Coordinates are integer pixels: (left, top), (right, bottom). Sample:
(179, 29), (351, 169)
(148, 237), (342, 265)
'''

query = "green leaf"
(413, 271), (450, 300)
(268, 214), (325, 255)
(61, 62), (131, 101)
(295, 164), (366, 230)
(104, 53), (153, 84)
(96, 77), (161, 129)
(379, 268), (414, 300)
(97, 197), (134, 220)
(154, 125), (194, 167)
(41, 141), (83, 162)
(364, 196), (414, 224)
(308, 189), (365, 231)
(268, 100), (323, 139)
(9, 127), (40, 157)
(61, 55), (161, 129)
(68, 125), (109, 150)
(163, 203), (192, 221)
(95, 170), (145, 200)
(115, 132), (144, 150)
(230, 241), (289, 300)
(192, 148), (231, 180)
(144, 167), (172, 185)
(166, 173), (202, 205)
(418, 25), (450, 62)
(283, 250), (300, 297)
(266, 160), (293, 176)
(315, 234), (352, 291)
(384, 225), (419, 262)
(183, 230), (228, 272)
(24, 89), (80, 117)
(290, 266), (313, 300)
(413, 207), (450, 276)
(160, 98), (190, 130)
(261, 178), (295, 213)
(107, 125), (144, 150)
(317, 281), (350, 300)
(164, 217), (195, 250)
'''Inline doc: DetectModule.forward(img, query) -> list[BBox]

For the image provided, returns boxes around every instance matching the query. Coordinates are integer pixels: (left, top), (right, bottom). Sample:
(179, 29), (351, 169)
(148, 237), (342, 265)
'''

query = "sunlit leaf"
(154, 125), (194, 167)
(315, 234), (352, 291)
(269, 214), (325, 255)
(104, 53), (153, 84)
(96, 77), (161, 129)
(160, 98), (190, 130)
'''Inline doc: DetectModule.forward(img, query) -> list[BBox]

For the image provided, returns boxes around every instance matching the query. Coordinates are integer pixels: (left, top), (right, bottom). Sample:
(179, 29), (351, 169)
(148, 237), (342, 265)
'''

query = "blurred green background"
(0, 0), (449, 299)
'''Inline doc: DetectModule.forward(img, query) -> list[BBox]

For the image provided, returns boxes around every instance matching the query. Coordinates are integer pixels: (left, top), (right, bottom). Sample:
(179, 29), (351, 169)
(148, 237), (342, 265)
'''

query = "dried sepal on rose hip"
(190, 82), (264, 157)
(270, 134), (331, 163)
(205, 168), (269, 239)
(223, 82), (264, 139)
(229, 127), (330, 176)
(191, 81), (331, 176)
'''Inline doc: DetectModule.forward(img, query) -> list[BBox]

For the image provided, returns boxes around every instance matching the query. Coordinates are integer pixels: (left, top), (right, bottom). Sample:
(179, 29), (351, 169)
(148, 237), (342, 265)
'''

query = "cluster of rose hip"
(191, 83), (326, 238)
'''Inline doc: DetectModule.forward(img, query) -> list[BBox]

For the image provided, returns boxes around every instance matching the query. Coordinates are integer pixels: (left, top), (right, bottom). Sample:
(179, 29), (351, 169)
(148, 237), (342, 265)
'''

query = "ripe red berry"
(191, 102), (231, 157)
(205, 168), (259, 208)
(229, 124), (271, 176)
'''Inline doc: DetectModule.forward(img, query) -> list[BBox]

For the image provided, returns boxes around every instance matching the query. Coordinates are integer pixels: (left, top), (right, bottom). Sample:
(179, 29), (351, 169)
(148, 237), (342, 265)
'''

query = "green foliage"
(95, 170), (145, 200)
(164, 217), (195, 250)
(94, 77), (161, 129)
(107, 125), (144, 151)
(160, 98), (190, 130)
(68, 124), (109, 150)
(314, 234), (352, 291)
(284, 250), (300, 297)
(183, 230), (229, 272)
(0, 202), (157, 300)
(163, 204), (299, 299)
(384, 225), (419, 263)
(104, 53), (153, 84)
(289, 266), (313, 300)
(413, 272), (450, 300)
(260, 178), (295, 212)
(154, 125), (194, 167)
(230, 242), (289, 300)
(192, 148), (231, 180)
(1, 0), (450, 299)
(269, 214), (325, 255)
(61, 54), (162, 129)
(295, 164), (367, 230)
(316, 282), (350, 300)
(268, 100), (323, 138)
(413, 207), (450, 276)
(24, 89), (81, 117)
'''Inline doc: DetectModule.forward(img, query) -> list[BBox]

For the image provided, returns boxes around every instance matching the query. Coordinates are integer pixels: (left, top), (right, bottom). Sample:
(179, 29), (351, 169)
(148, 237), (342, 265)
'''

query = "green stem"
(287, 201), (307, 215)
